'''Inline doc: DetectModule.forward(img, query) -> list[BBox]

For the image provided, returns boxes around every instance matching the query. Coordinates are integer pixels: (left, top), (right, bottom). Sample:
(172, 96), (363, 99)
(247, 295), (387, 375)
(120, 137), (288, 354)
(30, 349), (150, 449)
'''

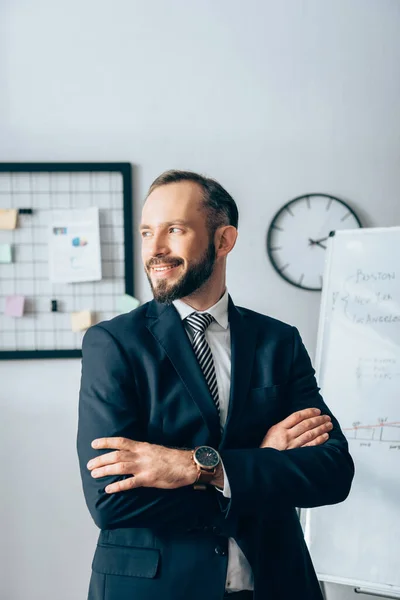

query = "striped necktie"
(185, 312), (220, 416)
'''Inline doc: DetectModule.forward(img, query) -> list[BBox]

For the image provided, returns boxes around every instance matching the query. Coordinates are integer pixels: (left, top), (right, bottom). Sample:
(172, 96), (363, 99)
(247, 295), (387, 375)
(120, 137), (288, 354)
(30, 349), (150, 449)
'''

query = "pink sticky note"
(5, 295), (25, 318)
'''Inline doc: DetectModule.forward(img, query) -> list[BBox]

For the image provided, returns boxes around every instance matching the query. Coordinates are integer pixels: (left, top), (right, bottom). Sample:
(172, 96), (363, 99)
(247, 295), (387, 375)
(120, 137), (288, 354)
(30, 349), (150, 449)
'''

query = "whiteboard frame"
(321, 577), (400, 599)
(308, 225), (400, 598)
(314, 231), (335, 377)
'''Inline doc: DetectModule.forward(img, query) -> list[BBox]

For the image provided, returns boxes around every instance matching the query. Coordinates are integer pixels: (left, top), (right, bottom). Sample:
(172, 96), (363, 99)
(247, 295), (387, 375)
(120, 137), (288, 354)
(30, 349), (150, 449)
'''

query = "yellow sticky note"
(0, 209), (18, 230)
(71, 310), (92, 332)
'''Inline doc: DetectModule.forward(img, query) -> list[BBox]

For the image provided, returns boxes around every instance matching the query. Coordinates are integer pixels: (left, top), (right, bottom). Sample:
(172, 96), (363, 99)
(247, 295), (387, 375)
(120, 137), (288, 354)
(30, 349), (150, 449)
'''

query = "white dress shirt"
(173, 289), (254, 593)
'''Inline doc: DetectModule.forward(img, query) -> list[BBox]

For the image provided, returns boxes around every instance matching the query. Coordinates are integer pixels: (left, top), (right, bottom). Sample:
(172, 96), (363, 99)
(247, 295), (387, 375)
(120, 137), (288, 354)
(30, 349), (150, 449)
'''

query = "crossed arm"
(86, 407), (333, 493)
(77, 325), (354, 530)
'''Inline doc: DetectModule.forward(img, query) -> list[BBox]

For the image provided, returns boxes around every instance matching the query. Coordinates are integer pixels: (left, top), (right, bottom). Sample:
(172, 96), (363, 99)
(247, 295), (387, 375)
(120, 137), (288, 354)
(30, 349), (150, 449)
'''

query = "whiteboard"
(305, 227), (400, 598)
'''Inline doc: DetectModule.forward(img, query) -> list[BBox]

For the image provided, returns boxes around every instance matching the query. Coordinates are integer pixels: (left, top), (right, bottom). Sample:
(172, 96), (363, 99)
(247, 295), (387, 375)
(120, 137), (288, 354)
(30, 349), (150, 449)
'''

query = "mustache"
(146, 257), (184, 269)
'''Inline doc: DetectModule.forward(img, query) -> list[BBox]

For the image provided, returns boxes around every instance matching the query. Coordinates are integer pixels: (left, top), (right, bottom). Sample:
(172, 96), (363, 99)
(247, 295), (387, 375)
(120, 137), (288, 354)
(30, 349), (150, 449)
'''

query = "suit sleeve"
(77, 324), (221, 530)
(219, 326), (355, 518)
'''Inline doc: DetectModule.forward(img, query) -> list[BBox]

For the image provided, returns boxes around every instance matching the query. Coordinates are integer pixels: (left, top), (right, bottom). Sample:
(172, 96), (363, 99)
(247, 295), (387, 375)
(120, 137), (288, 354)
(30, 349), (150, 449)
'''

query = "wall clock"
(266, 193), (362, 291)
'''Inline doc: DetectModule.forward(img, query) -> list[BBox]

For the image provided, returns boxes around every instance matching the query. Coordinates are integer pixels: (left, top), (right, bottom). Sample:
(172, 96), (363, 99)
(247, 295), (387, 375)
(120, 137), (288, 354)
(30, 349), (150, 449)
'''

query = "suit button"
(215, 545), (227, 556)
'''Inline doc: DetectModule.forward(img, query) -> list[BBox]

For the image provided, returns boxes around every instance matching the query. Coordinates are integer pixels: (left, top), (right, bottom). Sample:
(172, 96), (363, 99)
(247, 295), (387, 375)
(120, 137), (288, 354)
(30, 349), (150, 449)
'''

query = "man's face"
(140, 181), (216, 304)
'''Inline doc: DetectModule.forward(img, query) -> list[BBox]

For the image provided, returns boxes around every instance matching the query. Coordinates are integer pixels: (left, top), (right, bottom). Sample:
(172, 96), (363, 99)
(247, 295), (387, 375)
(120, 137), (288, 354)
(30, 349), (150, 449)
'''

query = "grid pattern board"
(0, 163), (133, 359)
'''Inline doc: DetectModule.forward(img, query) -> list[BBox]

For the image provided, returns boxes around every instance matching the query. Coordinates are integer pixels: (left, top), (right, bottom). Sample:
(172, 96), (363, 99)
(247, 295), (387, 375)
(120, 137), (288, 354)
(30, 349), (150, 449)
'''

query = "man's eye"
(169, 228), (182, 234)
(141, 231), (152, 238)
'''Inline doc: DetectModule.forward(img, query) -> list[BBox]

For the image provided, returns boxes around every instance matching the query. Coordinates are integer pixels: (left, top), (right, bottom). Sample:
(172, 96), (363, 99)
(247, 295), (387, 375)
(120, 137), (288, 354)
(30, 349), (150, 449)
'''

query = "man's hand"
(260, 408), (333, 450)
(87, 438), (198, 494)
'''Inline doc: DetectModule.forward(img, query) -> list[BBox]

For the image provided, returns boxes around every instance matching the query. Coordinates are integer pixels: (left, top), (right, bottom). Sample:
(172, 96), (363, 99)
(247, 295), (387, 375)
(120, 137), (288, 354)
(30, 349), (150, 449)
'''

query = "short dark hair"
(147, 170), (239, 234)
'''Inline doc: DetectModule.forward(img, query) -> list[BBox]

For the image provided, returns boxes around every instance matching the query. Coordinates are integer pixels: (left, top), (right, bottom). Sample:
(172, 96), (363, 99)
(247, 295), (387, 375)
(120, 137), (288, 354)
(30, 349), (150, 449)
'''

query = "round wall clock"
(266, 193), (362, 291)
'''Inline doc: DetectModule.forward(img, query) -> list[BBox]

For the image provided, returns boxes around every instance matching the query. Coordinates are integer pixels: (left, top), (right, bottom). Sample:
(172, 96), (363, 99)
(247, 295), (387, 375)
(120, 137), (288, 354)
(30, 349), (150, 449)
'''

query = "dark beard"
(146, 241), (216, 304)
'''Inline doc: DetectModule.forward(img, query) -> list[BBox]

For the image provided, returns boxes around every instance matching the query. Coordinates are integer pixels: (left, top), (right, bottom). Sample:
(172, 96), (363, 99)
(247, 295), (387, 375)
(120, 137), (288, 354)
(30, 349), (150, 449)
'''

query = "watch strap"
(197, 468), (216, 484)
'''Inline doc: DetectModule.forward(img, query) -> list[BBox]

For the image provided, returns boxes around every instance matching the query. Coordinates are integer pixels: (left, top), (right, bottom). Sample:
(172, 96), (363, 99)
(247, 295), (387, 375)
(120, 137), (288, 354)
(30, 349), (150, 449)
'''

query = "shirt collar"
(173, 289), (229, 330)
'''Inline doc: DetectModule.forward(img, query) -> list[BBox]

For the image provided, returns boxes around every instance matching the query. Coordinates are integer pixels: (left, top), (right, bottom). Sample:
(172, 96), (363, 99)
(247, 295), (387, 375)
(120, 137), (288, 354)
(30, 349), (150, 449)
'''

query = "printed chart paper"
(48, 207), (102, 283)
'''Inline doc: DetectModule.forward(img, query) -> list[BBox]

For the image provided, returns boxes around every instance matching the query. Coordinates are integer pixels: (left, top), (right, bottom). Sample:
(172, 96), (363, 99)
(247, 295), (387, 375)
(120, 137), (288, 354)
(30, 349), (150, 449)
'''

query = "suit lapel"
(146, 300), (221, 442)
(220, 298), (258, 448)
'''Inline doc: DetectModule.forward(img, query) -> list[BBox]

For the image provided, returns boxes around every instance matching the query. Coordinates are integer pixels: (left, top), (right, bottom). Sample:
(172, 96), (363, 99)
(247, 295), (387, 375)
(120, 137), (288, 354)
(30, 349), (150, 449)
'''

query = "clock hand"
(308, 238), (327, 249)
(314, 236), (329, 244)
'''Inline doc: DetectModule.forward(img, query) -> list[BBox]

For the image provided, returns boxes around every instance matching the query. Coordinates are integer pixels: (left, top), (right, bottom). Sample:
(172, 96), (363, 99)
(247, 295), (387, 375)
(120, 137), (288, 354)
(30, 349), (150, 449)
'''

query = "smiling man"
(141, 179), (219, 306)
(77, 170), (354, 600)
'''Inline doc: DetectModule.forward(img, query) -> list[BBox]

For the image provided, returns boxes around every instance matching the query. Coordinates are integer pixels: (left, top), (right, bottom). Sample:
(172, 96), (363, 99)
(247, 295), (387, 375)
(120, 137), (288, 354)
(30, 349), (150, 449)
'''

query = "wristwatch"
(192, 446), (221, 490)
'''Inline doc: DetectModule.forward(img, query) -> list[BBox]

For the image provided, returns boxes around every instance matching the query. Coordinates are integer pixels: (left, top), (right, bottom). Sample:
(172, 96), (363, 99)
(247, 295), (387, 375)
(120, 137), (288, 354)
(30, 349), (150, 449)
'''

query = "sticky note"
(0, 209), (18, 230)
(0, 244), (12, 263)
(116, 294), (140, 313)
(5, 295), (25, 317)
(71, 310), (92, 332)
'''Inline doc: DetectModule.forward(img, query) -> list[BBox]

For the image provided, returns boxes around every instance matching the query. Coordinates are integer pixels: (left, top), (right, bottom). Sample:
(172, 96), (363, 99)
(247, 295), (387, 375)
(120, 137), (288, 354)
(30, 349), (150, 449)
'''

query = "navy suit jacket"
(77, 296), (354, 600)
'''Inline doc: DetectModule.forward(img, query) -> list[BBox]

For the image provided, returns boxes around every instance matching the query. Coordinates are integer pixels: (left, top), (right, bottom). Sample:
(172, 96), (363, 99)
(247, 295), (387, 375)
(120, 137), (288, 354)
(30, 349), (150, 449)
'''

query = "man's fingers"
(105, 476), (139, 494)
(91, 462), (133, 479)
(302, 433), (330, 447)
(281, 408), (322, 429)
(91, 437), (137, 450)
(289, 423), (333, 448)
(290, 415), (332, 439)
(87, 450), (122, 470)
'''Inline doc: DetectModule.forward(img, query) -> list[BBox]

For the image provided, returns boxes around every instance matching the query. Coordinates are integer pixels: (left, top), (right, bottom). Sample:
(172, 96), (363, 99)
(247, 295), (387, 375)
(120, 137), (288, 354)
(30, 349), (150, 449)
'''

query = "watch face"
(267, 194), (362, 291)
(194, 446), (220, 469)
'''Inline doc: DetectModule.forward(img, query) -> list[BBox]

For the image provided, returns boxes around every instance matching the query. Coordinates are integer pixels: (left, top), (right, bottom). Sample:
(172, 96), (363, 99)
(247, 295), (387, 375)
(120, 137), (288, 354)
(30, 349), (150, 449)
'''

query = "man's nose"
(147, 233), (170, 257)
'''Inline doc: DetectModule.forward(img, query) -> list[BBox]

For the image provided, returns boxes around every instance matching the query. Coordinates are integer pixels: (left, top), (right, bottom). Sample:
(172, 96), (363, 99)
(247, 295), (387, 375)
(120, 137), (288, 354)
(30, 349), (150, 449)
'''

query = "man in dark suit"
(77, 170), (354, 600)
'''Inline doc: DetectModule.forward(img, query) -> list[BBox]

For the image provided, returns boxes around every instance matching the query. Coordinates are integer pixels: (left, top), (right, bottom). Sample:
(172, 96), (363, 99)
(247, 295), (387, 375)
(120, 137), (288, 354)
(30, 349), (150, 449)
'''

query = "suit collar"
(146, 296), (258, 448)
(146, 300), (222, 443)
(172, 289), (229, 330)
(220, 297), (258, 447)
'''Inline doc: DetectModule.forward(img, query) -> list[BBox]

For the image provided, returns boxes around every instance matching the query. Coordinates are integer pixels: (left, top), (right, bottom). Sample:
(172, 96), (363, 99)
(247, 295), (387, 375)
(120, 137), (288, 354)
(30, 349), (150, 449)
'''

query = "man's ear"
(215, 226), (238, 258)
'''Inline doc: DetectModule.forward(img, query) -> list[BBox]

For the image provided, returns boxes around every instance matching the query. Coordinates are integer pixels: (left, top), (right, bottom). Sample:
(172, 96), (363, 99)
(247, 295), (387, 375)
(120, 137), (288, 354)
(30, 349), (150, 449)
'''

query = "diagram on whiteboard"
(343, 418), (400, 445)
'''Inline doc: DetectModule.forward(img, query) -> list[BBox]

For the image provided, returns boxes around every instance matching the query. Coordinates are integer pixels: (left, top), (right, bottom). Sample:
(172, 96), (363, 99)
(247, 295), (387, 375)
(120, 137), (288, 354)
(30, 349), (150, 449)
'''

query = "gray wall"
(1, 1), (400, 599)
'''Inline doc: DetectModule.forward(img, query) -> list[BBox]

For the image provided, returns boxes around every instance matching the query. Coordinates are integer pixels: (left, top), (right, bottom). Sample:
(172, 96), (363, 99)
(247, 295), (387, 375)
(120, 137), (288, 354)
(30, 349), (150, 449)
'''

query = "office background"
(1, 1), (399, 599)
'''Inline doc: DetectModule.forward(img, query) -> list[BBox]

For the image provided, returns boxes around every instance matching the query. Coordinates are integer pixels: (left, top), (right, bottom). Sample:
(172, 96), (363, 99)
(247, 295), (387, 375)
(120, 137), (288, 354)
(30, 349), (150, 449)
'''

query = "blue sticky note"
(116, 294), (140, 313)
(0, 244), (12, 263)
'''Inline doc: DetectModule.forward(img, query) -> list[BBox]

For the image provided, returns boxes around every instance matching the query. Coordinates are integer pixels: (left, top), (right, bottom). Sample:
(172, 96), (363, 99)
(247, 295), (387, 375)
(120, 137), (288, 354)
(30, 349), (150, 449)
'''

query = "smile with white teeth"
(151, 264), (179, 272)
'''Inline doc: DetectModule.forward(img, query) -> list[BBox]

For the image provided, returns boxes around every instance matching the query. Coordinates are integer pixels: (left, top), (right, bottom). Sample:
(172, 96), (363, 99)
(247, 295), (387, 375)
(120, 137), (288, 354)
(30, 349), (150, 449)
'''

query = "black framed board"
(0, 162), (134, 360)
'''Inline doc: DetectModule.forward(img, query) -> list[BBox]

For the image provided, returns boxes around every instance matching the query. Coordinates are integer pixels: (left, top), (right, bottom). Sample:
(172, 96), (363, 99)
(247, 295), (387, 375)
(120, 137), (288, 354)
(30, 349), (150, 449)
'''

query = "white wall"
(1, 1), (400, 599)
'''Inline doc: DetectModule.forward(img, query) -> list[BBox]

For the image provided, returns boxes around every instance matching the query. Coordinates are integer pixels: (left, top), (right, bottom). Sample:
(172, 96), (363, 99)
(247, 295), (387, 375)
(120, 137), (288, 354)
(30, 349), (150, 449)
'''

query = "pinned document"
(71, 310), (92, 332)
(0, 244), (12, 263)
(5, 295), (25, 318)
(0, 209), (18, 230)
(48, 207), (102, 283)
(116, 294), (140, 313)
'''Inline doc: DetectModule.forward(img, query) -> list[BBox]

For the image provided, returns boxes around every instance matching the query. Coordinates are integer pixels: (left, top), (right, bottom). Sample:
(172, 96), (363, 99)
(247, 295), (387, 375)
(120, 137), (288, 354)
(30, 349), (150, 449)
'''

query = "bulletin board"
(0, 162), (134, 360)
